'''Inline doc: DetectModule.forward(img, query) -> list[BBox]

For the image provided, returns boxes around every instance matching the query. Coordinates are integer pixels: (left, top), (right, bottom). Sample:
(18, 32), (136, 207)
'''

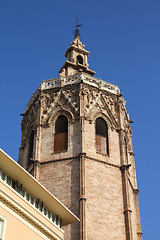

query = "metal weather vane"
(73, 17), (83, 38)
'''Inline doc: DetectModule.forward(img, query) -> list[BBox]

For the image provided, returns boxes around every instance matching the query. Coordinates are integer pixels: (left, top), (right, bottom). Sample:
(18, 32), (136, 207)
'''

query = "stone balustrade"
(25, 73), (120, 113)
(41, 73), (120, 95)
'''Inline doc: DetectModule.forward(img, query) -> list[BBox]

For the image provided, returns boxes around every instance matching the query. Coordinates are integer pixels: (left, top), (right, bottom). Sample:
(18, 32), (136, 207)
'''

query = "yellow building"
(0, 149), (79, 240)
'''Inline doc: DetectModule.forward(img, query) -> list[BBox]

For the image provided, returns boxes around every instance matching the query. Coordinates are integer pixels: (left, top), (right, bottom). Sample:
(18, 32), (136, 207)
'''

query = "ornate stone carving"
(81, 86), (119, 129)
(40, 89), (79, 125)
(21, 99), (39, 144)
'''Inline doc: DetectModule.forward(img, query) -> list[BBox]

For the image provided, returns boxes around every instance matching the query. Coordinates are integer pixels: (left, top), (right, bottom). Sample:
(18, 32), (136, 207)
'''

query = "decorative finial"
(73, 17), (83, 38)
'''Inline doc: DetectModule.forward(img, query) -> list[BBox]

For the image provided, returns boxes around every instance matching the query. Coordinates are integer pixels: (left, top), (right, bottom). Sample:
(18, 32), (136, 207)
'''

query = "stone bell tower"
(18, 34), (142, 240)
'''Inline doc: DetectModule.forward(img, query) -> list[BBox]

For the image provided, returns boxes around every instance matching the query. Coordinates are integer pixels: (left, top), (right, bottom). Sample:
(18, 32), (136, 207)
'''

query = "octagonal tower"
(18, 35), (142, 240)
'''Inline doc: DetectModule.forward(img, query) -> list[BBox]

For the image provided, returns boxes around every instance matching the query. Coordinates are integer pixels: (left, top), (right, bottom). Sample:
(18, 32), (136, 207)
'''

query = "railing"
(25, 73), (120, 112)
(41, 73), (120, 95)
(0, 169), (62, 228)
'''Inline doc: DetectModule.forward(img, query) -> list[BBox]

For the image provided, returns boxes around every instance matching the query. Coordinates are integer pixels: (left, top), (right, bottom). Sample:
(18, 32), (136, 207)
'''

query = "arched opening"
(28, 130), (35, 163)
(77, 55), (83, 65)
(54, 115), (68, 153)
(95, 117), (109, 155)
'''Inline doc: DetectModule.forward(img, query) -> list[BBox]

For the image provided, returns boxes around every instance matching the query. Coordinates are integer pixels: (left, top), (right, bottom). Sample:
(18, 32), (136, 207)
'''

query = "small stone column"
(118, 99), (133, 240)
(134, 189), (143, 240)
(79, 153), (86, 240)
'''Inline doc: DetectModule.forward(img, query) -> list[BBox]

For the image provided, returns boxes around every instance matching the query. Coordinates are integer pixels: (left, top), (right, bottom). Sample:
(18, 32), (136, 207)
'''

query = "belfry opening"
(95, 117), (109, 155)
(54, 115), (68, 153)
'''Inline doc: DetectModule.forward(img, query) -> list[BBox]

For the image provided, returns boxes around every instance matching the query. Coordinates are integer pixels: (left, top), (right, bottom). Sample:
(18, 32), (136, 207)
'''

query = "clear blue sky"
(0, 1), (159, 239)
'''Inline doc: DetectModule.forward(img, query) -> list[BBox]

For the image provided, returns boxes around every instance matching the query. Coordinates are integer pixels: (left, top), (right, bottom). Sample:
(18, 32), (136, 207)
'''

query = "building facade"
(18, 35), (142, 240)
(0, 149), (79, 240)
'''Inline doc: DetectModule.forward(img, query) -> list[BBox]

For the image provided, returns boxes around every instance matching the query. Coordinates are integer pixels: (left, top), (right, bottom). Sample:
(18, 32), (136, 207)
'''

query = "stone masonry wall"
(38, 159), (80, 240)
(85, 159), (126, 240)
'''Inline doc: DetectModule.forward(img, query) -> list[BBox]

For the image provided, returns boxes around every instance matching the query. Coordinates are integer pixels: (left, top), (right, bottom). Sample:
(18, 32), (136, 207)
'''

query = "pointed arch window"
(54, 115), (68, 153)
(95, 117), (109, 155)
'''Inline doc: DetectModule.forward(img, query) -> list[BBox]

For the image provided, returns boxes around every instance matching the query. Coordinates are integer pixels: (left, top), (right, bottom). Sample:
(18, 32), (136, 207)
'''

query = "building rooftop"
(0, 148), (79, 226)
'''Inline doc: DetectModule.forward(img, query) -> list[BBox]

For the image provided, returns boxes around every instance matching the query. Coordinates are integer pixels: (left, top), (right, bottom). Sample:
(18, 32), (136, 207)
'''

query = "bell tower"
(18, 34), (142, 240)
(59, 35), (95, 77)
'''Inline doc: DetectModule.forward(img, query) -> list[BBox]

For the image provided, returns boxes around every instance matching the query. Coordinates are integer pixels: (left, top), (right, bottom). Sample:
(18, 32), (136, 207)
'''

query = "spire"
(59, 20), (95, 77)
